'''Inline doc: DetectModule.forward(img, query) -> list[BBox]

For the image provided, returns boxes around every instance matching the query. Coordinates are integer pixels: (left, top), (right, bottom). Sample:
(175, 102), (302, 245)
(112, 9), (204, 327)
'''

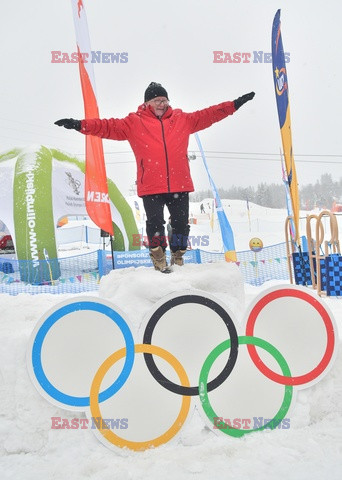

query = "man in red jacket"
(55, 82), (255, 273)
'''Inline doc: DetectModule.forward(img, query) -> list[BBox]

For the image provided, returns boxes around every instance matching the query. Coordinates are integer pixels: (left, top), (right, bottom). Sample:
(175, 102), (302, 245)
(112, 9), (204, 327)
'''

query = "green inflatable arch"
(0, 146), (139, 282)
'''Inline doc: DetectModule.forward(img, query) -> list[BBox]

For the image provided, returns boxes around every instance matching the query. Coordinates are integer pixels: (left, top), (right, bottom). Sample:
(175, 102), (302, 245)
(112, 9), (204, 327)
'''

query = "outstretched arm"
(54, 117), (130, 140)
(186, 91), (255, 134)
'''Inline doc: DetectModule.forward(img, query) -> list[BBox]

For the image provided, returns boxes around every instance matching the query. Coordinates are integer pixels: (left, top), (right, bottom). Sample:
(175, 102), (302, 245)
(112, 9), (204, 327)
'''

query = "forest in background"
(190, 174), (342, 209)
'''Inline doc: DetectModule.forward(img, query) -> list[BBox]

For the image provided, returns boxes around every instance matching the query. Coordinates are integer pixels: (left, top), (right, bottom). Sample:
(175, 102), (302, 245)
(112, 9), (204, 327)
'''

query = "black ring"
(143, 294), (239, 396)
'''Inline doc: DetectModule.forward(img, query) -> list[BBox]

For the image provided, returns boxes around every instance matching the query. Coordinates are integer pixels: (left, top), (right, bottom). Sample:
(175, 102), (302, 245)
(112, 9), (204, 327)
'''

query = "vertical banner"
(13, 147), (60, 283)
(272, 9), (300, 244)
(71, 0), (113, 236)
(195, 133), (237, 262)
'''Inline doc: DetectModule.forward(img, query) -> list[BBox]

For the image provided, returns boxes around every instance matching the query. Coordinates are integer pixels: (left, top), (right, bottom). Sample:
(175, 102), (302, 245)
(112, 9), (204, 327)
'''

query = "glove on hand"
(234, 92), (255, 110)
(54, 118), (81, 131)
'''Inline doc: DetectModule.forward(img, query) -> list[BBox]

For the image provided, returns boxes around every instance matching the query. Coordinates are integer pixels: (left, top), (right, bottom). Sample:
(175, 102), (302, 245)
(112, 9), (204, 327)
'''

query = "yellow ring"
(90, 344), (191, 451)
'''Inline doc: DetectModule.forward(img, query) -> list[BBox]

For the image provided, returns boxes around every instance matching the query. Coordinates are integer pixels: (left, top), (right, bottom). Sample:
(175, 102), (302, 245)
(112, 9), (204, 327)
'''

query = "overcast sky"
(1, 0), (341, 196)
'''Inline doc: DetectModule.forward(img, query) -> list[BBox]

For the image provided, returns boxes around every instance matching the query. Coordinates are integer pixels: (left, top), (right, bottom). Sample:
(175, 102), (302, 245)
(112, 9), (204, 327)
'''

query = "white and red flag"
(71, 0), (113, 235)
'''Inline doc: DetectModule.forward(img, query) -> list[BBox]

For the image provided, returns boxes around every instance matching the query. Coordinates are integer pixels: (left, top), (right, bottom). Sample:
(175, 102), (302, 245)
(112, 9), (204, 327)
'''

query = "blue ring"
(32, 301), (135, 407)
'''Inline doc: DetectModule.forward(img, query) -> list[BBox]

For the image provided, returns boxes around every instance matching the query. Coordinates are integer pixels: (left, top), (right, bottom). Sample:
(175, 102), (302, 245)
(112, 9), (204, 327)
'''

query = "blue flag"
(194, 133), (236, 261)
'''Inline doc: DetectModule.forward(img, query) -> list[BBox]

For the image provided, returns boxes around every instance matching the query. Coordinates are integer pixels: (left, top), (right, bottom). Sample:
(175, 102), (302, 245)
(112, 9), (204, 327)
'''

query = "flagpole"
(110, 235), (115, 270)
(71, 0), (113, 236)
(246, 198), (251, 232)
(272, 8), (300, 246)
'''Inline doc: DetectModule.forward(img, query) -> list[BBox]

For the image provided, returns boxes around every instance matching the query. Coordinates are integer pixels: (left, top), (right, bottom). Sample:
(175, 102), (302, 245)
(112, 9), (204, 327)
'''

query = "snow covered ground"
(1, 201), (342, 479)
(56, 198), (342, 255)
(127, 197), (293, 253)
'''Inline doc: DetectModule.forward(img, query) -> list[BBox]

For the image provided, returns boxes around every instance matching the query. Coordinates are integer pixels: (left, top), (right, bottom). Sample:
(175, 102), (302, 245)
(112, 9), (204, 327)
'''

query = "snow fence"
(0, 242), (290, 295)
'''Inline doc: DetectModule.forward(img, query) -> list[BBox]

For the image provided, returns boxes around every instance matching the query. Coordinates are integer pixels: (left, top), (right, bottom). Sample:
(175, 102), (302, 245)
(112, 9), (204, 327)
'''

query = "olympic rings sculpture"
(27, 285), (338, 451)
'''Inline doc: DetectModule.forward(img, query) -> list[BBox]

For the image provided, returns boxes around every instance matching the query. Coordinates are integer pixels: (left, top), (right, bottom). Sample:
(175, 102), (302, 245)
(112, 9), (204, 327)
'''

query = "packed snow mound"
(99, 261), (245, 325)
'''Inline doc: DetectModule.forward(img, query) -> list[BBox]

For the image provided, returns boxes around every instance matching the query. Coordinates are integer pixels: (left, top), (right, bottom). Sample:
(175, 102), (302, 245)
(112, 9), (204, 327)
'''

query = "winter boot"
(149, 246), (170, 273)
(171, 249), (187, 266)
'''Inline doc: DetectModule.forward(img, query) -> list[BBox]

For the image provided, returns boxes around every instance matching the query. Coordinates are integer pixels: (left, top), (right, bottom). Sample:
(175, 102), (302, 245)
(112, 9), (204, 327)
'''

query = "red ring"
(245, 288), (335, 386)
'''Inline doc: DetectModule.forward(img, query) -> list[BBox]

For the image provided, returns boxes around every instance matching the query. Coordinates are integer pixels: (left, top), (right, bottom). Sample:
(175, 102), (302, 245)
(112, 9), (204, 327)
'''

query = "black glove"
(234, 92), (255, 110)
(54, 118), (81, 131)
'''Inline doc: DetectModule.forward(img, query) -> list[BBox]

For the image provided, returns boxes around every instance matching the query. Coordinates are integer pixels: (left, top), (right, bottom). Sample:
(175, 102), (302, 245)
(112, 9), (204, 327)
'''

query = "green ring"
(199, 336), (293, 438)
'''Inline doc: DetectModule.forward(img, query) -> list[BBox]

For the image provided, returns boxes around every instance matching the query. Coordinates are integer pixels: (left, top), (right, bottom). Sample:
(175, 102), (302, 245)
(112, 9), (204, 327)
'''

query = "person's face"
(146, 96), (169, 117)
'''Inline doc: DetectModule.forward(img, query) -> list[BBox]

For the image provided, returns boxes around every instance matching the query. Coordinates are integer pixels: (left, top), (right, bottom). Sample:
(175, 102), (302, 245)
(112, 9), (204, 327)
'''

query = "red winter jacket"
(80, 101), (236, 197)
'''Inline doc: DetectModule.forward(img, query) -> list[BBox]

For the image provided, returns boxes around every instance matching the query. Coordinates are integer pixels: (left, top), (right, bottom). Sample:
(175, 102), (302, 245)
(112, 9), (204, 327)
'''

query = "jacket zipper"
(159, 118), (170, 192)
(140, 159), (145, 184)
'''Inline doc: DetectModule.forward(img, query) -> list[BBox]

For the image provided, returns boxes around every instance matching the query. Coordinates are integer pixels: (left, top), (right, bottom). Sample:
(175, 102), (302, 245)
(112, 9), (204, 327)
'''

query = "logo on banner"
(86, 191), (110, 204)
(274, 66), (288, 96)
(65, 171), (81, 195)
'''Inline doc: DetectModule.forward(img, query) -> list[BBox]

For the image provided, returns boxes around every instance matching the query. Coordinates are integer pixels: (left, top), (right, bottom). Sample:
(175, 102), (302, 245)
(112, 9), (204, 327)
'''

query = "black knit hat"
(144, 82), (169, 102)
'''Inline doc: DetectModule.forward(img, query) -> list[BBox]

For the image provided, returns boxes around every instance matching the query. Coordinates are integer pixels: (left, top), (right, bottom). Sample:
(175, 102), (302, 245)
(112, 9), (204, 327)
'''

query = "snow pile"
(99, 262), (245, 326)
(0, 262), (341, 479)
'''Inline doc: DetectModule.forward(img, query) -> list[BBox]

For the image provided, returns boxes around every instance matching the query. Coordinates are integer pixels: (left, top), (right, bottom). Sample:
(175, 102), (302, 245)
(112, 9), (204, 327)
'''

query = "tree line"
(190, 174), (342, 210)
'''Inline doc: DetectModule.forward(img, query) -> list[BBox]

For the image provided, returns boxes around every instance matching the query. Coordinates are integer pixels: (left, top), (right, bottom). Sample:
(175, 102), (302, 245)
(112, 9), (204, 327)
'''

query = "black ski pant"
(142, 192), (190, 253)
